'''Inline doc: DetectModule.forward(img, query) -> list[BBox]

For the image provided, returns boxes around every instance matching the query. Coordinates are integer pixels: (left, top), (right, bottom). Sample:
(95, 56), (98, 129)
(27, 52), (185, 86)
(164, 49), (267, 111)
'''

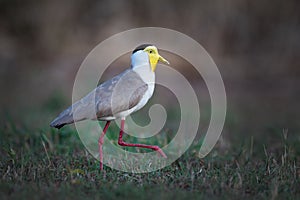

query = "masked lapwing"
(50, 44), (169, 170)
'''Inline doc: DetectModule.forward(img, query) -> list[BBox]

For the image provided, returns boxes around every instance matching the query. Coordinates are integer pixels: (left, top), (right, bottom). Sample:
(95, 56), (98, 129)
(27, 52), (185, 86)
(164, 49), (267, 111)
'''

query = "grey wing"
(95, 69), (148, 119)
(50, 69), (148, 128)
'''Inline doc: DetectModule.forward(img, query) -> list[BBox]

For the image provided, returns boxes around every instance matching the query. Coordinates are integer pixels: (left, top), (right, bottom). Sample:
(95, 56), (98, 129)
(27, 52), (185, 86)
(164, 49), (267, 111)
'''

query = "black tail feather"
(50, 110), (74, 129)
(50, 121), (66, 129)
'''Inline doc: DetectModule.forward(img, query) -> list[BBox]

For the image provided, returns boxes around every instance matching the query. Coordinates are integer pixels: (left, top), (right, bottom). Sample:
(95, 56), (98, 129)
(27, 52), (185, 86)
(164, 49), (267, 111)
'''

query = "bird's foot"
(155, 147), (167, 158)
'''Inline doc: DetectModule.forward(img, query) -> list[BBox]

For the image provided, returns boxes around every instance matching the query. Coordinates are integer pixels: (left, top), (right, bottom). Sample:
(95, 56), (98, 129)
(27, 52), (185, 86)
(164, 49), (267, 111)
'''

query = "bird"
(50, 44), (169, 170)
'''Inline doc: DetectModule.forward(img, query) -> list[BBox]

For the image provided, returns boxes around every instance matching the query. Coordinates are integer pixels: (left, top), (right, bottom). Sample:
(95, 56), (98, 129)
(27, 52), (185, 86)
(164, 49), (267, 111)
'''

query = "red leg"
(118, 119), (167, 158)
(98, 121), (111, 170)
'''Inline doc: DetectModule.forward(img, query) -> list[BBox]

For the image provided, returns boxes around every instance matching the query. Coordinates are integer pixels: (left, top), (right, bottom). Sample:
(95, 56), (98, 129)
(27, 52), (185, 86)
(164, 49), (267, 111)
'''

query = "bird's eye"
(149, 50), (153, 54)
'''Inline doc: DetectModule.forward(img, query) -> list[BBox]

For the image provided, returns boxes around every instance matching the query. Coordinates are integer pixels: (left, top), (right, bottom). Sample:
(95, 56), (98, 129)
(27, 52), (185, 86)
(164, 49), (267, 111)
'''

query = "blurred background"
(1, 0), (299, 140)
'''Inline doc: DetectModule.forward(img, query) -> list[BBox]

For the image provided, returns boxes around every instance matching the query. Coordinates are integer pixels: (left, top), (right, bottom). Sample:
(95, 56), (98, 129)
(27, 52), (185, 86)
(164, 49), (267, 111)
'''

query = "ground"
(0, 105), (299, 200)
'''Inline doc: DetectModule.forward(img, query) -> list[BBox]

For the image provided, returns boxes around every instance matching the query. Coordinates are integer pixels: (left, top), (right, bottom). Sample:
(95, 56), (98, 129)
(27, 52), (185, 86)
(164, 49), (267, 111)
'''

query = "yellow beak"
(158, 55), (170, 65)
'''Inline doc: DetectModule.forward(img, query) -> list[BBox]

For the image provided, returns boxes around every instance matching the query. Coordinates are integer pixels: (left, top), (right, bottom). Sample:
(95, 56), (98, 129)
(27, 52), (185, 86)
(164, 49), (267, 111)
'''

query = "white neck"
(131, 51), (155, 84)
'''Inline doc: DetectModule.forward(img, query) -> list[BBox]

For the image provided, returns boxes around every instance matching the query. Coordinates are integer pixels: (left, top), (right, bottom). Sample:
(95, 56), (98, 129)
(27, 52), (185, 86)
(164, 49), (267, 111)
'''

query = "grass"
(0, 104), (299, 199)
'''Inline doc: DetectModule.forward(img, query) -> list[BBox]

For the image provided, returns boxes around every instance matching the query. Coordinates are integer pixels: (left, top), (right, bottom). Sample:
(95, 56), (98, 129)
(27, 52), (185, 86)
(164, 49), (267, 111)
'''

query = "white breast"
(101, 51), (155, 120)
(114, 83), (154, 119)
(114, 73), (155, 119)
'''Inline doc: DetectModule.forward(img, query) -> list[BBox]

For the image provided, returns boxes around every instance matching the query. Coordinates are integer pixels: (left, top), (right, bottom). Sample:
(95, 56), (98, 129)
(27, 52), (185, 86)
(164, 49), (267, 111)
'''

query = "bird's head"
(131, 44), (169, 71)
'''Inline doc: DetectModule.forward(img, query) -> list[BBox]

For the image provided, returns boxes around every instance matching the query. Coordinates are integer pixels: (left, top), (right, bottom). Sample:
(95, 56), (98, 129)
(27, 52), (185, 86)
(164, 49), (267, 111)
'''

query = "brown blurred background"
(0, 0), (299, 138)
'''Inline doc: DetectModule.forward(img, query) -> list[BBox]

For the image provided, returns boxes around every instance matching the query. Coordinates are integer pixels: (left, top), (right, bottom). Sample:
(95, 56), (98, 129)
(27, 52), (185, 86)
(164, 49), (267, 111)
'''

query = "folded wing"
(50, 69), (148, 129)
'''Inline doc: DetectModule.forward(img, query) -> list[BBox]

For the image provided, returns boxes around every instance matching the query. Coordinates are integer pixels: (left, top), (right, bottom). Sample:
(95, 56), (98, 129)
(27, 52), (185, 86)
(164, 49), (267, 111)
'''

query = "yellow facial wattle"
(143, 46), (169, 71)
(149, 54), (159, 72)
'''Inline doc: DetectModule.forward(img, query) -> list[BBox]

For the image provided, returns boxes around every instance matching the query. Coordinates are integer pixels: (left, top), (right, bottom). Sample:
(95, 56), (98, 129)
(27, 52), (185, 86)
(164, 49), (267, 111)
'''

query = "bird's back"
(50, 69), (148, 129)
